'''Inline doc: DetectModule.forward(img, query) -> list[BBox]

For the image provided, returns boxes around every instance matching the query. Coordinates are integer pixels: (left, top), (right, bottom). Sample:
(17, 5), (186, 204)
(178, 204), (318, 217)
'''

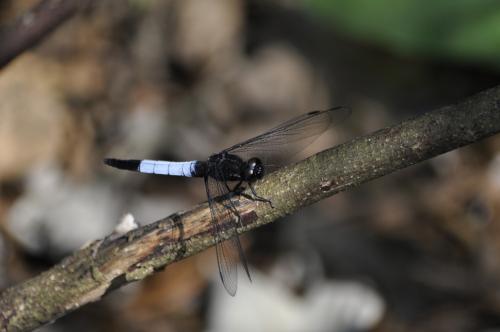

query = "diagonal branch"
(0, 0), (94, 69)
(1, 85), (500, 331)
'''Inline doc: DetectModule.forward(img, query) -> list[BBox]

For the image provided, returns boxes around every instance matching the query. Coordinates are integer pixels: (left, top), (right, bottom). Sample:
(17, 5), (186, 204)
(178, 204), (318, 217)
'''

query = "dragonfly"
(104, 106), (350, 295)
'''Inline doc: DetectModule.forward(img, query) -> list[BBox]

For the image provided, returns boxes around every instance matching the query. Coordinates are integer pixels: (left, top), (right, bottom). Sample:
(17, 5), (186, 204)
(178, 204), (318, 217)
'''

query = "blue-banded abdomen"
(104, 158), (206, 177)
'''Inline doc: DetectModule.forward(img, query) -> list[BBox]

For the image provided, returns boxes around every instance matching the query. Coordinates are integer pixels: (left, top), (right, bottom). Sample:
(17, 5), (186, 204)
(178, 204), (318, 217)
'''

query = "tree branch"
(0, 0), (94, 69)
(1, 85), (500, 331)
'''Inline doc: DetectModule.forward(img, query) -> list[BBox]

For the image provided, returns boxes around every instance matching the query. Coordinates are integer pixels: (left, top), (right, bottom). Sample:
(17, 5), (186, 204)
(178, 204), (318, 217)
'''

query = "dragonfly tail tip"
(104, 158), (141, 171)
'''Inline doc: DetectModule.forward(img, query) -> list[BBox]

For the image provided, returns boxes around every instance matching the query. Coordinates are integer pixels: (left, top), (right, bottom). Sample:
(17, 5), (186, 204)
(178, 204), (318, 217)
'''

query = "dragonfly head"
(244, 158), (264, 181)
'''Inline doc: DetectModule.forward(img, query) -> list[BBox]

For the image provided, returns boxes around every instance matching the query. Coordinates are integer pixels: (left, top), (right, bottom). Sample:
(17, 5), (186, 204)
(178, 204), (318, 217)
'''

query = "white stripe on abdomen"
(139, 160), (196, 177)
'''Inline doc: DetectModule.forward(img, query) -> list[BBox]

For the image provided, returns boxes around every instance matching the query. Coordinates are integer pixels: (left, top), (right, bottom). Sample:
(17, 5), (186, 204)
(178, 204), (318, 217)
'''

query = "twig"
(1, 86), (500, 331)
(0, 0), (93, 69)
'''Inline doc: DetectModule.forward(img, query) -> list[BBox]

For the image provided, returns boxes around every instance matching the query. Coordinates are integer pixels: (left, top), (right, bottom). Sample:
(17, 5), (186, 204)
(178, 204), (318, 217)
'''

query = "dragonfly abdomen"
(139, 160), (198, 177)
(105, 158), (204, 177)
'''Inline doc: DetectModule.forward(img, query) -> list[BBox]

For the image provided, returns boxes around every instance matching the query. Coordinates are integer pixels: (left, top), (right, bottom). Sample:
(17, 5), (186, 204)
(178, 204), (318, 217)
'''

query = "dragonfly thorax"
(207, 153), (264, 182)
(207, 152), (244, 181)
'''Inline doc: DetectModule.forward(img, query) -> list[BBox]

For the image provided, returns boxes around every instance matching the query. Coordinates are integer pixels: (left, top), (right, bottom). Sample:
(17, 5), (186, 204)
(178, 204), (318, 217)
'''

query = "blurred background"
(1, 0), (500, 331)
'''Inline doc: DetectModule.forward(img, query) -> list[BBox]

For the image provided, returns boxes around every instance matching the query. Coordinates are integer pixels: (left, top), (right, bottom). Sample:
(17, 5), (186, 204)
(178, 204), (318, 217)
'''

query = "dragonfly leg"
(248, 182), (274, 208)
(226, 197), (243, 228)
(227, 180), (243, 193)
(222, 180), (245, 228)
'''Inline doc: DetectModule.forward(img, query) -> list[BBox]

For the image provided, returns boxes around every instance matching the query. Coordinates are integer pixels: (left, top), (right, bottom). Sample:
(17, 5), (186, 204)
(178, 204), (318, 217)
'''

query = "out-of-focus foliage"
(307, 0), (500, 67)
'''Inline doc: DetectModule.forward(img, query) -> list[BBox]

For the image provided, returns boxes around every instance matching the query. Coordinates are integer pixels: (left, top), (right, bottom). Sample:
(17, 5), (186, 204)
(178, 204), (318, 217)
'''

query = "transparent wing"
(225, 107), (350, 173)
(204, 172), (251, 296)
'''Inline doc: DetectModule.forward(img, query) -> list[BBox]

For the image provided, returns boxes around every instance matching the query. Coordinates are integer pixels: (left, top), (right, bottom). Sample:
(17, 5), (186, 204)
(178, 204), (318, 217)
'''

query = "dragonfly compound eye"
(246, 158), (265, 180)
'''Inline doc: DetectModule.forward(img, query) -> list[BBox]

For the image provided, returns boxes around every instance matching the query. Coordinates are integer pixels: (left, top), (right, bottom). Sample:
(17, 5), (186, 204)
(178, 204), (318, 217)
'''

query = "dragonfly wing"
(205, 173), (250, 296)
(225, 107), (350, 173)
